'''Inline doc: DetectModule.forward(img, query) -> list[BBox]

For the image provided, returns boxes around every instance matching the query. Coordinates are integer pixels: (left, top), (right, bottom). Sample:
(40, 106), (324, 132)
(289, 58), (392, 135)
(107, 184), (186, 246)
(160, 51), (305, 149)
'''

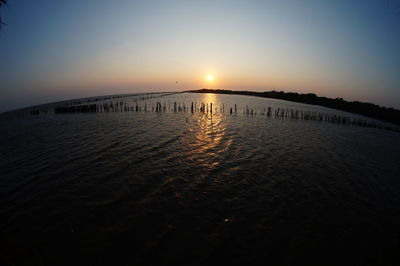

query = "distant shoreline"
(186, 89), (400, 126)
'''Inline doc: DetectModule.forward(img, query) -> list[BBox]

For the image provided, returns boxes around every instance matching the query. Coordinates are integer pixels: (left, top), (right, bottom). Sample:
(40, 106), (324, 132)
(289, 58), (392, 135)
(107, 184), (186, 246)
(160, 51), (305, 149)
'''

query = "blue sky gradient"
(0, 0), (399, 112)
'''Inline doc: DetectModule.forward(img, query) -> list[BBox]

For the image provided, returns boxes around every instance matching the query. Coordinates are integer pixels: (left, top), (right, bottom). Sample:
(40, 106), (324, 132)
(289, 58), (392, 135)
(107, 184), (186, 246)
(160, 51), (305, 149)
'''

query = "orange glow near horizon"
(2, 1), (400, 112)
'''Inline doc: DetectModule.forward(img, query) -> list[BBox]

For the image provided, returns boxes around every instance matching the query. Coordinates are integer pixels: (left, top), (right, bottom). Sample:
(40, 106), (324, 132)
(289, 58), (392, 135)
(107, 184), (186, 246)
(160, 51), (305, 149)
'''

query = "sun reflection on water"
(186, 93), (232, 170)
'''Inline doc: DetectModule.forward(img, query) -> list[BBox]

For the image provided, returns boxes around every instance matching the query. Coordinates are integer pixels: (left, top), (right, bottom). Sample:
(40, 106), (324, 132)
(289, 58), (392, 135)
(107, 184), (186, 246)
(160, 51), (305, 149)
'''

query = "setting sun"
(1, 1), (400, 265)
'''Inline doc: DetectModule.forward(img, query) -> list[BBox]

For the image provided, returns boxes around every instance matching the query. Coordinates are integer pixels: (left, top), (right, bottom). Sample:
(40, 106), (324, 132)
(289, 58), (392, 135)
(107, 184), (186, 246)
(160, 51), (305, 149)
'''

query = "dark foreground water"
(1, 93), (400, 266)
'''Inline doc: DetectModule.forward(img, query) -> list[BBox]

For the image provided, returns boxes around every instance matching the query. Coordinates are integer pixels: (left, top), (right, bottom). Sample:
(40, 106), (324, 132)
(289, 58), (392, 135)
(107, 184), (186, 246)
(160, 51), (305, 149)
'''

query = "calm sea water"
(1, 93), (400, 265)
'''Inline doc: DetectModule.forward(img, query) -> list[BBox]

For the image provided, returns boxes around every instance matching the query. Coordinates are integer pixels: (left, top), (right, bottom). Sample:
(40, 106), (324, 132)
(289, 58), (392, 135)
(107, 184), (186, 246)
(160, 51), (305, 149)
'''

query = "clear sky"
(1, 0), (400, 112)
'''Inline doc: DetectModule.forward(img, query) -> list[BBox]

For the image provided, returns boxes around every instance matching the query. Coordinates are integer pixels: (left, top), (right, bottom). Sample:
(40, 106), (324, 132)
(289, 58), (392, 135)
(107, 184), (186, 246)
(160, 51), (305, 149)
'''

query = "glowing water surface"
(1, 93), (400, 265)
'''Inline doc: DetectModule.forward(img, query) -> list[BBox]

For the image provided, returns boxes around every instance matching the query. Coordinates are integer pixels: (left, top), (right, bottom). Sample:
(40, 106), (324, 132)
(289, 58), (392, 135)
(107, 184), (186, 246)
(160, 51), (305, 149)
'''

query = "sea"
(1, 92), (400, 265)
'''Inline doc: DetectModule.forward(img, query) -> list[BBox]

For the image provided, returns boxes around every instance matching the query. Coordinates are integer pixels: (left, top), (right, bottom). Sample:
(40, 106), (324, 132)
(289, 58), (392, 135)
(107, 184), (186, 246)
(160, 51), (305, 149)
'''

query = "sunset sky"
(1, 0), (400, 112)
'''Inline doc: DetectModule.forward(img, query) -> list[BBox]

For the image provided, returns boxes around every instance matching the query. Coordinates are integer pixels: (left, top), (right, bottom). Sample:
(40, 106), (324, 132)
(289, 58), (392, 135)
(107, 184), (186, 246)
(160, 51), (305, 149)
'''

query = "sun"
(207, 75), (214, 82)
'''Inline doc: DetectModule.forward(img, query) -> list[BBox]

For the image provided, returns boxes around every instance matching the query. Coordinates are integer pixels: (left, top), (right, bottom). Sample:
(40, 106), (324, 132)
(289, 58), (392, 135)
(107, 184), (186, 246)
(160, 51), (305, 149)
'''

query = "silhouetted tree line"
(0, 0), (7, 29)
(189, 89), (400, 125)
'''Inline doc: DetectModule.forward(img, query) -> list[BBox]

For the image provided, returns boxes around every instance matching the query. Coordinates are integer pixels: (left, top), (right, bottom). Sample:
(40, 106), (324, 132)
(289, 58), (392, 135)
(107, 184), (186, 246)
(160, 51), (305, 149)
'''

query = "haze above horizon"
(1, 0), (400, 112)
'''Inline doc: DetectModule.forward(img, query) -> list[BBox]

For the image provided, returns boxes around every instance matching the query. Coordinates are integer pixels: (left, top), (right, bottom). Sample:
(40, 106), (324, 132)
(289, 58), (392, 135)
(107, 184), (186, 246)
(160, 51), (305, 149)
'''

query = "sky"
(0, 0), (400, 112)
